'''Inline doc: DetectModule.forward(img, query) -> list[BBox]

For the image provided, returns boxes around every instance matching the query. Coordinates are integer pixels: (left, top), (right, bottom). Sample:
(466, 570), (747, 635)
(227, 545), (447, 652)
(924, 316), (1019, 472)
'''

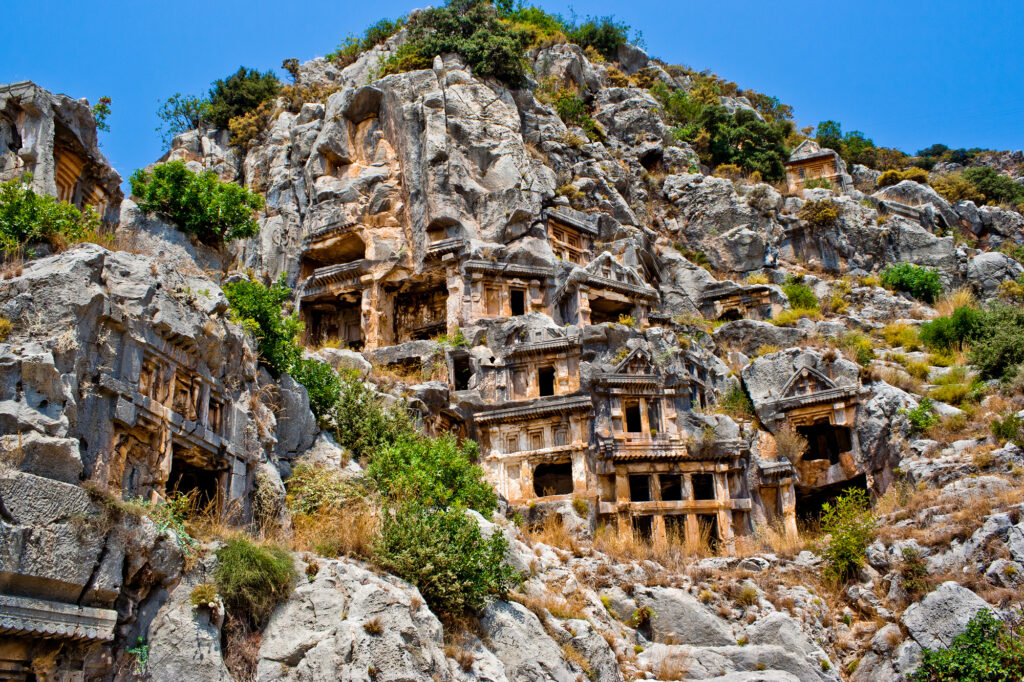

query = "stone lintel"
(0, 594), (116, 642)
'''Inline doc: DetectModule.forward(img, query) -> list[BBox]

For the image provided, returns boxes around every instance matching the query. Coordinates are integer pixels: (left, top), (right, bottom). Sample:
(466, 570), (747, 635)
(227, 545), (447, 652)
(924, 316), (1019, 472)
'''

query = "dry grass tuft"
(290, 503), (379, 560)
(934, 287), (976, 317)
(654, 650), (690, 680)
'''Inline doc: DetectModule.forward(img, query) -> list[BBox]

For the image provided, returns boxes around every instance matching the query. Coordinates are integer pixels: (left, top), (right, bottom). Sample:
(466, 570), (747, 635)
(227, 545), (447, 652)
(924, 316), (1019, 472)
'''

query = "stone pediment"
(612, 348), (657, 376)
(779, 365), (837, 400)
(584, 254), (648, 290)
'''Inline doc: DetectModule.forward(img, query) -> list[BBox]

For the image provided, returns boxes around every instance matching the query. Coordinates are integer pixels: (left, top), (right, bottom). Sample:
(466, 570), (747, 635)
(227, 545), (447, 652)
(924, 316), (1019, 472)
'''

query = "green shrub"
(380, 0), (531, 86)
(718, 384), (755, 420)
(130, 161), (263, 244)
(798, 199), (840, 228)
(0, 174), (102, 253)
(905, 397), (939, 433)
(877, 167), (930, 188)
(919, 306), (983, 350)
(155, 93), (211, 146)
(899, 548), (929, 601)
(368, 435), (496, 514)
(327, 17), (405, 66)
(374, 502), (519, 621)
(782, 277), (819, 309)
(223, 275), (302, 374)
(285, 460), (350, 515)
(962, 167), (1024, 208)
(565, 15), (632, 60)
(189, 583), (219, 608)
(912, 609), (1024, 682)
(206, 67), (281, 129)
(819, 488), (876, 583)
(931, 172), (986, 205)
(214, 538), (296, 627)
(803, 177), (833, 190)
(879, 263), (943, 303)
(329, 372), (415, 460)
(771, 307), (822, 327)
(969, 302), (1024, 380)
(840, 332), (875, 366)
(289, 357), (341, 419)
(991, 413), (1024, 448)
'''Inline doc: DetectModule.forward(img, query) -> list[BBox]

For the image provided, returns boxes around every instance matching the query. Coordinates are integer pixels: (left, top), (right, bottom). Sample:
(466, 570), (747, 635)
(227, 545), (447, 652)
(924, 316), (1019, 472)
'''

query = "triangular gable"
(780, 366), (837, 399)
(788, 139), (823, 161)
(612, 348), (657, 375)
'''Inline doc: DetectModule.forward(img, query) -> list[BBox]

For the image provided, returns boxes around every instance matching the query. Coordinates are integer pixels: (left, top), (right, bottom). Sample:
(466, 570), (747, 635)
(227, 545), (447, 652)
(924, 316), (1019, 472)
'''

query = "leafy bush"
(380, 0), (531, 86)
(991, 413), (1024, 448)
(717, 384), (755, 420)
(877, 167), (930, 188)
(782, 277), (819, 309)
(919, 305), (983, 350)
(214, 538), (296, 627)
(206, 67), (281, 129)
(879, 263), (943, 303)
(931, 172), (986, 205)
(912, 609), (1024, 682)
(329, 371), (415, 460)
(289, 357), (341, 419)
(129, 161), (263, 244)
(963, 167), (1024, 208)
(223, 275), (302, 374)
(565, 15), (631, 60)
(285, 460), (350, 515)
(905, 397), (939, 433)
(969, 302), (1024, 380)
(374, 501), (519, 621)
(0, 174), (101, 253)
(798, 199), (839, 228)
(156, 93), (211, 146)
(327, 17), (405, 66)
(819, 488), (876, 582)
(368, 435), (496, 514)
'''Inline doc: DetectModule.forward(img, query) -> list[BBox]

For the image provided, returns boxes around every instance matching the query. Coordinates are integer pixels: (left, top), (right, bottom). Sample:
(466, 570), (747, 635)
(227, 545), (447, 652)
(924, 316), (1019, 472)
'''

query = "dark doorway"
(692, 473), (715, 500)
(510, 289), (526, 316)
(533, 462), (573, 497)
(629, 474), (651, 502)
(798, 422), (852, 464)
(453, 355), (472, 391)
(538, 366), (555, 397)
(167, 454), (220, 510)
(624, 402), (643, 433)
(647, 400), (661, 434)
(796, 473), (868, 522)
(698, 514), (720, 550)
(633, 515), (653, 541)
(589, 296), (633, 325)
(660, 474), (683, 501)
(717, 308), (743, 322)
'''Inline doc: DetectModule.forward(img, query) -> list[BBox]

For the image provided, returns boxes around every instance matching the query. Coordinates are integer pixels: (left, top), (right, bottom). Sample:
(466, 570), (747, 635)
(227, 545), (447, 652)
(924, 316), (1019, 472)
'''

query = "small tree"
(329, 372), (415, 460)
(206, 67), (281, 129)
(129, 161), (264, 244)
(91, 96), (112, 132)
(818, 488), (876, 583)
(155, 93), (211, 146)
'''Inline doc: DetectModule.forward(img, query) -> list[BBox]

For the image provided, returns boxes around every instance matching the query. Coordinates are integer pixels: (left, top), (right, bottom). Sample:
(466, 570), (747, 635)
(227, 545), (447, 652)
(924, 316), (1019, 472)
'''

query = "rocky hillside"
(1, 3), (1024, 681)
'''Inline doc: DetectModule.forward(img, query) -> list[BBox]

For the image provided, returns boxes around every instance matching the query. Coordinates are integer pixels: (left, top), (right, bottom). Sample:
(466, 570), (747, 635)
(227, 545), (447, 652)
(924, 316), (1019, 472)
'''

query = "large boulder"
(901, 581), (990, 650)
(966, 251), (1023, 296)
(478, 600), (580, 681)
(631, 586), (735, 646)
(256, 558), (450, 681)
(713, 320), (807, 356)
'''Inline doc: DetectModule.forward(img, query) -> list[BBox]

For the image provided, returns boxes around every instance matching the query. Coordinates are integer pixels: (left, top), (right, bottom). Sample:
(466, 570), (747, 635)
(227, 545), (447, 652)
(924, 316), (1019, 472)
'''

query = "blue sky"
(4, 0), (1022, 186)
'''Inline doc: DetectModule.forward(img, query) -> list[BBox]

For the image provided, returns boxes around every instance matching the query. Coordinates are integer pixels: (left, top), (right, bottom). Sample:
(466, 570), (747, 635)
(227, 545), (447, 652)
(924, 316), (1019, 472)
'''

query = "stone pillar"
(446, 268), (463, 333)
(577, 287), (591, 325)
(652, 514), (667, 546)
